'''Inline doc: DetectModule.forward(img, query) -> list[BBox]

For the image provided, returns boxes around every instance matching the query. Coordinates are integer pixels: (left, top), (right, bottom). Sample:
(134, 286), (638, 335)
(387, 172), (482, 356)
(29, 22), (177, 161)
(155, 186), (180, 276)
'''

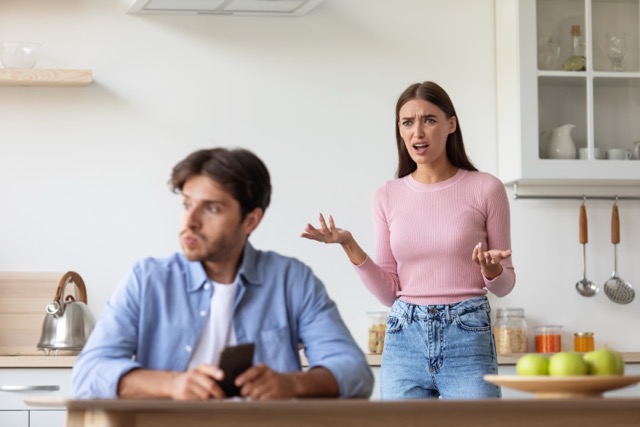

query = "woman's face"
(398, 98), (456, 168)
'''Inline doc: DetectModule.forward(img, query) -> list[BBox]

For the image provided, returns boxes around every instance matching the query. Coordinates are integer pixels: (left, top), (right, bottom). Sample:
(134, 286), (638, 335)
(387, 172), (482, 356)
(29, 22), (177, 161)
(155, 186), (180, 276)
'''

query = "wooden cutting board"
(0, 272), (64, 356)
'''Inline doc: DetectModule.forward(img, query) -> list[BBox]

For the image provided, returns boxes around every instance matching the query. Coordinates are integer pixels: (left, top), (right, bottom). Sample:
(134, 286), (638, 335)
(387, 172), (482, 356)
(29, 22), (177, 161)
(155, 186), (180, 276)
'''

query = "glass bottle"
(563, 24), (586, 71)
(494, 308), (528, 354)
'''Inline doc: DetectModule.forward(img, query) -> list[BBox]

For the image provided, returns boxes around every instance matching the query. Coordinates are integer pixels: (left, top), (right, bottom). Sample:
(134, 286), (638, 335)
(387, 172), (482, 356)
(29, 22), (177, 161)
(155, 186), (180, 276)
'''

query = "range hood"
(127, 0), (325, 16)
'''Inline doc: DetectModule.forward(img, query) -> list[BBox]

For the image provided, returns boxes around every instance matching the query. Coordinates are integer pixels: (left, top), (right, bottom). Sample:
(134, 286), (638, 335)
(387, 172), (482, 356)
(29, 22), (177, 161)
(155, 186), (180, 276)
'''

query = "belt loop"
(408, 304), (415, 323)
(445, 305), (451, 323)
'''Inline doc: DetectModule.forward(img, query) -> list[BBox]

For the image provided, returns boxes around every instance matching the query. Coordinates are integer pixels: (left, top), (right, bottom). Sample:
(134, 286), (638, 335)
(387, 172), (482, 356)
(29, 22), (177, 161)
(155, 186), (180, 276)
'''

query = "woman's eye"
(423, 117), (435, 124)
(402, 120), (413, 126)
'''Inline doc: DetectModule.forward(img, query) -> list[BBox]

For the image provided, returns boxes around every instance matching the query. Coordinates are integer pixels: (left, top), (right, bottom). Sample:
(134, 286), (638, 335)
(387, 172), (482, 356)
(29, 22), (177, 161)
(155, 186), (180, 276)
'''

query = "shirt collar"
(185, 241), (262, 292)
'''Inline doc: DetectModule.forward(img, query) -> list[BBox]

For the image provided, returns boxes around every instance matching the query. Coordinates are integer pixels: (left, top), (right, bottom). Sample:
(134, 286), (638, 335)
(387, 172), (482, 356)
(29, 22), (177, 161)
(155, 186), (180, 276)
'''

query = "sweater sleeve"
(353, 183), (400, 307)
(481, 175), (516, 297)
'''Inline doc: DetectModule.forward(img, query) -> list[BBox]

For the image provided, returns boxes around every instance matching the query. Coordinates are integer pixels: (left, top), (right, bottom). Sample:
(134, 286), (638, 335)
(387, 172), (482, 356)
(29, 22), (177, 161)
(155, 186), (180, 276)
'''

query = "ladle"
(575, 202), (598, 297)
(603, 202), (635, 304)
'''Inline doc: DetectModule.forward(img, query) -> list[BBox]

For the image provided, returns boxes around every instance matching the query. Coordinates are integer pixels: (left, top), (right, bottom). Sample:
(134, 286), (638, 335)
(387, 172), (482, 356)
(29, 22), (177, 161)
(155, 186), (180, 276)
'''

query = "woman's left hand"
(472, 242), (512, 280)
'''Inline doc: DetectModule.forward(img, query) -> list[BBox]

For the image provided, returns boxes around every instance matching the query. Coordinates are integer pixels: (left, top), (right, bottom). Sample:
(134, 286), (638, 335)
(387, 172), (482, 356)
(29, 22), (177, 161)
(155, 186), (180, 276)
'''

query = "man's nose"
(184, 208), (201, 228)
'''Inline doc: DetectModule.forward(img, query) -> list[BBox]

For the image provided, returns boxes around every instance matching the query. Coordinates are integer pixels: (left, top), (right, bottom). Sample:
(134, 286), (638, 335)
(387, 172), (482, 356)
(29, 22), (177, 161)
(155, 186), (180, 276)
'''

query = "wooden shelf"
(0, 68), (92, 87)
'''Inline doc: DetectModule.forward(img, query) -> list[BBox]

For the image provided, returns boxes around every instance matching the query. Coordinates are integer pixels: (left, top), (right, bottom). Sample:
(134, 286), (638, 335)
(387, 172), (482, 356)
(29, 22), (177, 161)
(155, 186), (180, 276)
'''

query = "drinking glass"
(537, 36), (561, 70)
(605, 32), (627, 72)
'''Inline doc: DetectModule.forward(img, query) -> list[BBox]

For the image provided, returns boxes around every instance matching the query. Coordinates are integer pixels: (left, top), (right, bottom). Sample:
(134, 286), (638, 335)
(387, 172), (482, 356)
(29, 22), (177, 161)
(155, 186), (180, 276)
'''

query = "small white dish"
(1, 41), (42, 69)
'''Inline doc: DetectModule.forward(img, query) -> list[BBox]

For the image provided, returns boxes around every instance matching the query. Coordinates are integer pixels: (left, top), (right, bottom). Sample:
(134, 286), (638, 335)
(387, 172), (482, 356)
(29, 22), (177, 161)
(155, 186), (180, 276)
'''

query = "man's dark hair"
(170, 147), (272, 219)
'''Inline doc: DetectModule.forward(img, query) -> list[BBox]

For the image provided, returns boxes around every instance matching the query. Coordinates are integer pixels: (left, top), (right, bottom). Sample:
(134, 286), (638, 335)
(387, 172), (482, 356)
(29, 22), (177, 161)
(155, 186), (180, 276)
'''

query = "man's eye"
(206, 205), (219, 214)
(182, 202), (191, 210)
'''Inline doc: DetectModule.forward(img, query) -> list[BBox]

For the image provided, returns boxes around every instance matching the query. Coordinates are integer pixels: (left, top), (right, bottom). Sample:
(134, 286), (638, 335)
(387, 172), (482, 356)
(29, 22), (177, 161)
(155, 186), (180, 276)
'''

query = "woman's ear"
(449, 116), (457, 134)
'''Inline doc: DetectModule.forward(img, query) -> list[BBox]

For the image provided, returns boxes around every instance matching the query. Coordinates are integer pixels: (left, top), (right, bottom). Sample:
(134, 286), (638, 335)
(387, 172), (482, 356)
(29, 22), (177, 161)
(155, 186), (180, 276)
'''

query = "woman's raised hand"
(471, 242), (512, 281)
(301, 213), (352, 245)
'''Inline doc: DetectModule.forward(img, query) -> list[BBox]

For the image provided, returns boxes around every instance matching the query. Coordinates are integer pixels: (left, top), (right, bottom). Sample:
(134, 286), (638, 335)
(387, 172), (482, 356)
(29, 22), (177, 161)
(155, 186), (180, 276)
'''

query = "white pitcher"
(547, 124), (577, 159)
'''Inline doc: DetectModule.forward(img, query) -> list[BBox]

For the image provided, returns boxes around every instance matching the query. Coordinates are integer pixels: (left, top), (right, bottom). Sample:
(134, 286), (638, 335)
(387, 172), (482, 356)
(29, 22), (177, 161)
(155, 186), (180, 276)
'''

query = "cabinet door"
(0, 410), (28, 426)
(496, 0), (640, 186)
(29, 409), (66, 427)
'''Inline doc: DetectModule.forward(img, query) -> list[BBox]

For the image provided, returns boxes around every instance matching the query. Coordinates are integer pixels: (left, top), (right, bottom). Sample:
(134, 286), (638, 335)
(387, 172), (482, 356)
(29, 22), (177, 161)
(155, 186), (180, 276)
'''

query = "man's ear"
(243, 208), (264, 235)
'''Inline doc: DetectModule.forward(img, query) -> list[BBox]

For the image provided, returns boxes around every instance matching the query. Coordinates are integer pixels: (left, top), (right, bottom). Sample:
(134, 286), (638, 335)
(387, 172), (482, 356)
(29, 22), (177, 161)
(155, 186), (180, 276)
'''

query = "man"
(71, 147), (373, 400)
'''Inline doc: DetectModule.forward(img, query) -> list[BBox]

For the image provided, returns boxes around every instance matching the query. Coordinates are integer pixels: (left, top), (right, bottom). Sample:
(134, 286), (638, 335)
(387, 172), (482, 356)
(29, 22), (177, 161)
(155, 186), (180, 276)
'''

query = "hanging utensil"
(575, 201), (598, 297)
(603, 202), (635, 304)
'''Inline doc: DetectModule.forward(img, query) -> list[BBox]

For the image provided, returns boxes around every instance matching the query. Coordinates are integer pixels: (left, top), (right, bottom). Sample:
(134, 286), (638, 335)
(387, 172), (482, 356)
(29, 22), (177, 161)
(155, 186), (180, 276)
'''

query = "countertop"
(23, 397), (640, 427)
(3, 352), (640, 369)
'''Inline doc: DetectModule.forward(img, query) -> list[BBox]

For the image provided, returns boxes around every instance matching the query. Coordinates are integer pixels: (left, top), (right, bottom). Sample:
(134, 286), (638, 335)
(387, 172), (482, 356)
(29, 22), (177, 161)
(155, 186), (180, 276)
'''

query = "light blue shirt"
(71, 242), (373, 399)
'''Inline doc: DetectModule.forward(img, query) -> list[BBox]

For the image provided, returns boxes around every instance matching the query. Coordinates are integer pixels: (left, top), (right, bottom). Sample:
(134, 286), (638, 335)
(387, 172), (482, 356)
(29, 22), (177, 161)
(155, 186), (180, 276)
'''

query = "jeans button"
(428, 308), (437, 315)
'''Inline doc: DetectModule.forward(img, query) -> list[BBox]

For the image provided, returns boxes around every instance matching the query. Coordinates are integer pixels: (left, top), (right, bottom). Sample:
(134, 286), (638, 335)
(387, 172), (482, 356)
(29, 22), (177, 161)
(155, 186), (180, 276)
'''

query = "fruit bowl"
(1, 41), (41, 68)
(484, 375), (640, 399)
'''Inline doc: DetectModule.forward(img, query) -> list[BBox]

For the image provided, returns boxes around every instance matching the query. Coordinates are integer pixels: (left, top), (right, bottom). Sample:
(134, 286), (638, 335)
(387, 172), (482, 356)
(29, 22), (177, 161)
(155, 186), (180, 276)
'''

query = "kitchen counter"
(4, 352), (640, 368)
(0, 356), (76, 368)
(24, 397), (640, 427)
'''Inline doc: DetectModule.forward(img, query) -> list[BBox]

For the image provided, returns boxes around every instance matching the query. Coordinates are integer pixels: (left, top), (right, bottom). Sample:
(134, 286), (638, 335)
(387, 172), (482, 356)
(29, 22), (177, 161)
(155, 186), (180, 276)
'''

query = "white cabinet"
(496, 0), (640, 186)
(0, 368), (70, 427)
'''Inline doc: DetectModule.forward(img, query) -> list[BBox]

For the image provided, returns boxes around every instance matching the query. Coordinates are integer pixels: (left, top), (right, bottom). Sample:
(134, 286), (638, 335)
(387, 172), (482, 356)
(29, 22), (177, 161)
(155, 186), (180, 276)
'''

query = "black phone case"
(216, 343), (255, 397)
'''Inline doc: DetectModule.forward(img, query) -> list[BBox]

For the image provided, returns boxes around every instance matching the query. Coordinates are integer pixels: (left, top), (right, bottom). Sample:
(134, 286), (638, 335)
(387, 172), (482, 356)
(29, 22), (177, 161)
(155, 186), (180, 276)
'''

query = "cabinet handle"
(0, 385), (60, 392)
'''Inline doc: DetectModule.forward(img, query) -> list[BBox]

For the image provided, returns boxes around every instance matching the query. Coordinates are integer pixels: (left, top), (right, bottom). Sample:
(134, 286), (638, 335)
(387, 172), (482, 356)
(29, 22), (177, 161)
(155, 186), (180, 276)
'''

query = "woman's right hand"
(301, 213), (353, 245)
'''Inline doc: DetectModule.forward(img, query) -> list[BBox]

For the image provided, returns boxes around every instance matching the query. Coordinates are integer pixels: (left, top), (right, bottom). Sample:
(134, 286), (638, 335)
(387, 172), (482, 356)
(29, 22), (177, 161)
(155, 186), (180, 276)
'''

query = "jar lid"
(496, 307), (525, 318)
(574, 331), (594, 337)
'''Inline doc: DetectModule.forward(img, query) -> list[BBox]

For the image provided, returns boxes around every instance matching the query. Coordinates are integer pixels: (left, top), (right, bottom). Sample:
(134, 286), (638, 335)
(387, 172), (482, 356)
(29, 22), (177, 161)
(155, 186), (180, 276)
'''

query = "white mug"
(578, 147), (606, 159)
(606, 148), (633, 160)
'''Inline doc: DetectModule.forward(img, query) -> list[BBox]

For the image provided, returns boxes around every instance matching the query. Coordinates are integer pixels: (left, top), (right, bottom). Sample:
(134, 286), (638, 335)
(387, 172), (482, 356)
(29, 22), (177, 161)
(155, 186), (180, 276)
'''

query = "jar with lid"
(494, 308), (528, 354)
(367, 311), (388, 354)
(574, 332), (595, 352)
(535, 325), (563, 353)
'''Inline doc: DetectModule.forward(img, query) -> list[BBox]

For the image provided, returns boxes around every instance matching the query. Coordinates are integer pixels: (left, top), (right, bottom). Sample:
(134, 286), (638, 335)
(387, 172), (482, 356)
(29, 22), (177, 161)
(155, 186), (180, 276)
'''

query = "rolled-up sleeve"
(296, 268), (374, 398)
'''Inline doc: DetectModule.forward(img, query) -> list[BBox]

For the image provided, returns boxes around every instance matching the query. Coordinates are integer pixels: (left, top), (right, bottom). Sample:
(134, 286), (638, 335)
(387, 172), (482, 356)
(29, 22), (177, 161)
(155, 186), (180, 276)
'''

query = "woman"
(301, 81), (516, 399)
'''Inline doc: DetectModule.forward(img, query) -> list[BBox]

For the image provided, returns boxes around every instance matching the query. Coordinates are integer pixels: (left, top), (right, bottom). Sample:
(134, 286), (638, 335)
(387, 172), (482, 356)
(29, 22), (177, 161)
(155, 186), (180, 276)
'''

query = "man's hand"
(234, 364), (296, 400)
(169, 365), (226, 400)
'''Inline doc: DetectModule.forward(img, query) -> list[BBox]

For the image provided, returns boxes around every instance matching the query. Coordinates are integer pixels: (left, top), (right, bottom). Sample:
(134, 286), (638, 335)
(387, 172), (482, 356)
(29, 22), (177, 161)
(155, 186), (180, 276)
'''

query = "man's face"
(179, 175), (255, 265)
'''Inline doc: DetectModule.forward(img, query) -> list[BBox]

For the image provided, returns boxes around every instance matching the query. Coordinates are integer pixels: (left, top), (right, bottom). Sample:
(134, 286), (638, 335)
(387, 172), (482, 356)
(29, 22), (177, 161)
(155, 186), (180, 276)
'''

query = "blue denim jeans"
(380, 296), (500, 399)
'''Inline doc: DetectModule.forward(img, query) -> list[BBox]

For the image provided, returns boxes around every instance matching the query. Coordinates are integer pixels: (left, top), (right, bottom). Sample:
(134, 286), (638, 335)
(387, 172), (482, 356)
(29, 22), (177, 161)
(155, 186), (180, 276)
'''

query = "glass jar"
(535, 325), (563, 353)
(493, 308), (528, 354)
(574, 332), (595, 352)
(367, 311), (388, 354)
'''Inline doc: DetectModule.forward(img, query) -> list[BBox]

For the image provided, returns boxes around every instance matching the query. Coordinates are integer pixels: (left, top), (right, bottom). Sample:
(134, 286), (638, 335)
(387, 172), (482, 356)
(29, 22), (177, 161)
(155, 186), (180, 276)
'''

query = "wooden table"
(24, 397), (640, 427)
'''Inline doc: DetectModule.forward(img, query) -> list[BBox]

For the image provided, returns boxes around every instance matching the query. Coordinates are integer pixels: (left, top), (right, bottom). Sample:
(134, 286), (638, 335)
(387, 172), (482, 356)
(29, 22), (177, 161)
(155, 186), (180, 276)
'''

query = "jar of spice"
(535, 325), (563, 353)
(574, 331), (595, 352)
(494, 308), (528, 354)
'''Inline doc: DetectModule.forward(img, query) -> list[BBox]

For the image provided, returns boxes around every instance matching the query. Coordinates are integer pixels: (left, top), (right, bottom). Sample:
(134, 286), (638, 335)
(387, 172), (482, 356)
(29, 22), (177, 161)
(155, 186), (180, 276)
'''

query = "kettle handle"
(53, 271), (88, 304)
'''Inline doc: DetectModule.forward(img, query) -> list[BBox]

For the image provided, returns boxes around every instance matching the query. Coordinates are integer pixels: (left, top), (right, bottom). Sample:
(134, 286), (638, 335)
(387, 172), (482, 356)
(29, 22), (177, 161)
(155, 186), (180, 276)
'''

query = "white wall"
(0, 0), (638, 356)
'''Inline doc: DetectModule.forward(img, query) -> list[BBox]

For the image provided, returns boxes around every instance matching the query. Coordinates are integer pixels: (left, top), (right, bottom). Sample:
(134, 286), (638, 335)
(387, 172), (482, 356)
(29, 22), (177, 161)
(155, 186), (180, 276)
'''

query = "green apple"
(583, 348), (625, 375)
(516, 353), (549, 376)
(548, 352), (589, 376)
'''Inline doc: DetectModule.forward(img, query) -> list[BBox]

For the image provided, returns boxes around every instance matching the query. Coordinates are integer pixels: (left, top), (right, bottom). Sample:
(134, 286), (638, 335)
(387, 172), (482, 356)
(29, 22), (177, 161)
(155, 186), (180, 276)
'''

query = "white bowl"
(1, 41), (42, 69)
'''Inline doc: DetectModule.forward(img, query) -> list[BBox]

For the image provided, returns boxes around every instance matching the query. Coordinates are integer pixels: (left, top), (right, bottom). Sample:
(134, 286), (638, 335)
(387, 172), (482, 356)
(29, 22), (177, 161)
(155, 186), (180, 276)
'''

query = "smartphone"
(216, 343), (255, 397)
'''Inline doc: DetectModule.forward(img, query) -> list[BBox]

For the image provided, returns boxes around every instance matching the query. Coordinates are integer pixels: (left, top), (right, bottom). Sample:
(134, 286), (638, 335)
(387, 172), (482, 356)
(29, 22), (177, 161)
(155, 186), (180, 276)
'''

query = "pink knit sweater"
(354, 169), (516, 306)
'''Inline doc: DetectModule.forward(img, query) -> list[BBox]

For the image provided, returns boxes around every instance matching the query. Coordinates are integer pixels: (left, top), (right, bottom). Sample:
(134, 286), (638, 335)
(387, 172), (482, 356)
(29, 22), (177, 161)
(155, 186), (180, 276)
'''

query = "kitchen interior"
(1, 0), (640, 426)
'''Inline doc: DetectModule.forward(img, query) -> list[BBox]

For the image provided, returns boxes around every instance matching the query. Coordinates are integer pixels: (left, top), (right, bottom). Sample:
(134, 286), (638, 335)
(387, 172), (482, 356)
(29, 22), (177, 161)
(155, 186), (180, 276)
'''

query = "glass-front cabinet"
(496, 0), (640, 186)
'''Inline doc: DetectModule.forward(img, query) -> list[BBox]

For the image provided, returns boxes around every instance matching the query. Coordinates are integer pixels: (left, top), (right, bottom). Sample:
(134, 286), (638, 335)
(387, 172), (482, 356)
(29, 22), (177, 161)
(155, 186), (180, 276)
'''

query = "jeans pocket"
(456, 309), (491, 332)
(385, 313), (407, 334)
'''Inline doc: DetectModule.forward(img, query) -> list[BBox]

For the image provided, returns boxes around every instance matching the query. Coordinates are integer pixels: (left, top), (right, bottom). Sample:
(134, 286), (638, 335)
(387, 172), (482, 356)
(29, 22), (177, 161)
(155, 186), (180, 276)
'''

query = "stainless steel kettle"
(37, 271), (95, 355)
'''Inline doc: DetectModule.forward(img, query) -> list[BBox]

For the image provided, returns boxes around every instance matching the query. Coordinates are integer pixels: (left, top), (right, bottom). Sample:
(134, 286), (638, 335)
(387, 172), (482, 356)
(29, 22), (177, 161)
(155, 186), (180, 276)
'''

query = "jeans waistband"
(391, 296), (489, 322)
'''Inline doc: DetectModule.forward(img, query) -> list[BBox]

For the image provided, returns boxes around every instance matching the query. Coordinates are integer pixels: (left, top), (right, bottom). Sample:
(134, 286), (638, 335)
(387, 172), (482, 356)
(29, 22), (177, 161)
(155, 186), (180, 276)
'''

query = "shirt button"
(185, 345), (192, 353)
(200, 310), (207, 317)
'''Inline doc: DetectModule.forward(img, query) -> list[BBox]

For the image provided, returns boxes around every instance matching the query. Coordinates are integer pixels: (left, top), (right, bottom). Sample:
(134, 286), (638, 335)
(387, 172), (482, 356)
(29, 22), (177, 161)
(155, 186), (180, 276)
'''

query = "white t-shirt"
(187, 279), (238, 368)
